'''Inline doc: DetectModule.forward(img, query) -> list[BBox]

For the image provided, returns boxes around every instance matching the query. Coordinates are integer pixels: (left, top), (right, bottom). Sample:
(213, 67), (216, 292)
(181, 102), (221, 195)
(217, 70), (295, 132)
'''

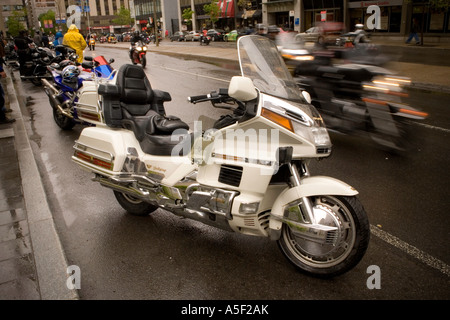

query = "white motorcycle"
(72, 36), (370, 277)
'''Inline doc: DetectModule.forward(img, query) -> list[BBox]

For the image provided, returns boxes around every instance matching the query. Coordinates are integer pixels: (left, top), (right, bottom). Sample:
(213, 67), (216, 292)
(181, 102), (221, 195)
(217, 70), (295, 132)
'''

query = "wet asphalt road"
(13, 44), (449, 300)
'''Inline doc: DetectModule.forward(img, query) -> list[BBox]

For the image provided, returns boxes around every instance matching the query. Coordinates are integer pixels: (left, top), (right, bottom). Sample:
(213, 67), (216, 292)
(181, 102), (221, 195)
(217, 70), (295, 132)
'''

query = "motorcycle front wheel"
(114, 191), (158, 216)
(277, 195), (370, 278)
(140, 55), (146, 68)
(52, 107), (75, 130)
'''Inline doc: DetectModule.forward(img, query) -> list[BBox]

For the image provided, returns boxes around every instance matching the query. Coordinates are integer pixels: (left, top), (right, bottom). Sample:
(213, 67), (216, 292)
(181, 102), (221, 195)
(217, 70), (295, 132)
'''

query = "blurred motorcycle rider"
(129, 31), (143, 59)
(353, 24), (369, 44)
(63, 24), (87, 63)
(14, 30), (32, 77)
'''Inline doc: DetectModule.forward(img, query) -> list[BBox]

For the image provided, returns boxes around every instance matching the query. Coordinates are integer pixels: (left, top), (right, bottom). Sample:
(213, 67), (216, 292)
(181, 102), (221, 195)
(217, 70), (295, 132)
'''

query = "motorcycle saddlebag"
(99, 83), (122, 127)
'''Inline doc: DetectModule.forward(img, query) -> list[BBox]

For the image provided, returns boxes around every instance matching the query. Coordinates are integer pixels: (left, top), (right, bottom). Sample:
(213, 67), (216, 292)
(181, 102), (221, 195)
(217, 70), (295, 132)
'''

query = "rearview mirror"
(228, 76), (257, 102)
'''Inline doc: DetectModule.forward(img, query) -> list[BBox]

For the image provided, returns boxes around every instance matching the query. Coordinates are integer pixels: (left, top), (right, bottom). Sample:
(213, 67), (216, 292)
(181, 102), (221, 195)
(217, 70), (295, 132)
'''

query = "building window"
(349, 4), (403, 33)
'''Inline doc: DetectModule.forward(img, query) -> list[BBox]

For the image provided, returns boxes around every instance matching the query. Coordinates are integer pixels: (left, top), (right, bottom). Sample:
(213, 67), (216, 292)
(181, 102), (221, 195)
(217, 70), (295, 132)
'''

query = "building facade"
(0, 1), (28, 36)
(262, 0), (450, 41)
(178, 0), (262, 31)
(2, 1), (448, 41)
(133, 0), (180, 37)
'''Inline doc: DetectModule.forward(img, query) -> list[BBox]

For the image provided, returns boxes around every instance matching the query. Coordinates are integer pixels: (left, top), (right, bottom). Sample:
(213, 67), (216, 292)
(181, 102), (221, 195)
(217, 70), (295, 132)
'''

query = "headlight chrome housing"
(261, 95), (331, 154)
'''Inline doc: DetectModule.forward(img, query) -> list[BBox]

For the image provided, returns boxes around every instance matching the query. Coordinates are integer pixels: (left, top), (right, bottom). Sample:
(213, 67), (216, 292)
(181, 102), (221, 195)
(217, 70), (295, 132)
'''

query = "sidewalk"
(0, 74), (78, 300)
(0, 37), (448, 300)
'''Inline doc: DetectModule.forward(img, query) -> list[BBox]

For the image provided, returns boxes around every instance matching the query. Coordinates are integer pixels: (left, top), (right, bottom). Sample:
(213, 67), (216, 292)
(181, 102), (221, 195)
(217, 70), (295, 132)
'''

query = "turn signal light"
(261, 108), (294, 132)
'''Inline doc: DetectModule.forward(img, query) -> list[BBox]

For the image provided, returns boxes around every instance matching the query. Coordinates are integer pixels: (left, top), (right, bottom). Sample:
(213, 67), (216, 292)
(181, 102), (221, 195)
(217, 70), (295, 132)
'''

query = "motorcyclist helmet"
(134, 31), (140, 37)
(62, 65), (80, 83)
(59, 59), (75, 69)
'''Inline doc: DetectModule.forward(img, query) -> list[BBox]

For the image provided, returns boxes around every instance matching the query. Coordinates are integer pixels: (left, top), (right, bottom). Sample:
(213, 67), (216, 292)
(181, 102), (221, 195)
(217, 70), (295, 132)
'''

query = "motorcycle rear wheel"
(114, 191), (158, 216)
(52, 108), (75, 130)
(277, 195), (370, 278)
(31, 78), (42, 86)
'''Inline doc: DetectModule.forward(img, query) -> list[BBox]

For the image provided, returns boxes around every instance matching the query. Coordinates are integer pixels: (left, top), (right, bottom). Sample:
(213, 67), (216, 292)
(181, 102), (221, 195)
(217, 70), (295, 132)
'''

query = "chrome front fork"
(288, 162), (315, 224)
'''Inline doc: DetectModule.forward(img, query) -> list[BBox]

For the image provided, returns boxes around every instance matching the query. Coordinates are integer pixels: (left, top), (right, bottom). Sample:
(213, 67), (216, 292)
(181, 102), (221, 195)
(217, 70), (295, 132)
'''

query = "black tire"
(277, 195), (370, 278)
(140, 55), (146, 68)
(114, 191), (158, 216)
(52, 107), (75, 130)
(31, 78), (42, 86)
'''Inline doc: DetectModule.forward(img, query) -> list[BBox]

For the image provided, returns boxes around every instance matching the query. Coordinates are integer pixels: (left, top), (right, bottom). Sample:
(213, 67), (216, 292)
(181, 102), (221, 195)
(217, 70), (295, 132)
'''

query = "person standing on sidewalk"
(14, 30), (32, 77)
(406, 18), (421, 45)
(0, 64), (15, 124)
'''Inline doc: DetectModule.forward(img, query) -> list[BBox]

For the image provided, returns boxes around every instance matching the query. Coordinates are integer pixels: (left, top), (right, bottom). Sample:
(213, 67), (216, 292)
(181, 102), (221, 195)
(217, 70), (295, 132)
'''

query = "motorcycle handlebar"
(188, 94), (209, 104)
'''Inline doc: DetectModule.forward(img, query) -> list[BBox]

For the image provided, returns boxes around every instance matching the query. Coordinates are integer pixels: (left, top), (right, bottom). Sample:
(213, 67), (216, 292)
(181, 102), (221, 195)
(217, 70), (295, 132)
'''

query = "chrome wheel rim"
(283, 196), (356, 268)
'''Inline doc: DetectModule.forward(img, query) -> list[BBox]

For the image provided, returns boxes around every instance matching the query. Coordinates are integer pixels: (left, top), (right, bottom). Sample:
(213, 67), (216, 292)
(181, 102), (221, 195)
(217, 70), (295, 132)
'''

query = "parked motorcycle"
(294, 54), (428, 151)
(4, 39), (20, 70)
(130, 41), (147, 68)
(71, 36), (370, 278)
(42, 55), (116, 130)
(54, 45), (77, 61)
(20, 44), (56, 85)
(199, 34), (211, 45)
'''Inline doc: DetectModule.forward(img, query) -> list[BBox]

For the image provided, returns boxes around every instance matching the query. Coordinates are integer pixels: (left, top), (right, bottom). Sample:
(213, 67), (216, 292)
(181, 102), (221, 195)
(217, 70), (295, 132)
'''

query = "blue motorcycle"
(42, 55), (116, 130)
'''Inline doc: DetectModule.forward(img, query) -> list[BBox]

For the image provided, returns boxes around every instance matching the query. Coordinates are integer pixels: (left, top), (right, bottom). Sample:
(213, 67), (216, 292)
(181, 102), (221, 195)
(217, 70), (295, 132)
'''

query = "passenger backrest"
(117, 64), (154, 116)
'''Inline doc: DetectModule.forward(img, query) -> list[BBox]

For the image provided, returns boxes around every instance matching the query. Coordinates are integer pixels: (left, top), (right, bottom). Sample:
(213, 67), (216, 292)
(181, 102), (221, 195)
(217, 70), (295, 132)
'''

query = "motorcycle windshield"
(237, 36), (306, 103)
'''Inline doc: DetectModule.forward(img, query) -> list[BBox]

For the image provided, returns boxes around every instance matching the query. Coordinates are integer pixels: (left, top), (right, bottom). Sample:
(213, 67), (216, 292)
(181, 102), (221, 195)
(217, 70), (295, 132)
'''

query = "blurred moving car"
(170, 31), (188, 42)
(223, 30), (242, 42)
(206, 29), (225, 41)
(296, 22), (344, 45)
(185, 31), (201, 41)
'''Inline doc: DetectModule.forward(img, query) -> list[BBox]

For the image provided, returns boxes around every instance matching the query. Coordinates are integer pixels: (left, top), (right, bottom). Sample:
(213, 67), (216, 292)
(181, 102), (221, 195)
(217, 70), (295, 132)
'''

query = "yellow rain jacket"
(63, 24), (87, 63)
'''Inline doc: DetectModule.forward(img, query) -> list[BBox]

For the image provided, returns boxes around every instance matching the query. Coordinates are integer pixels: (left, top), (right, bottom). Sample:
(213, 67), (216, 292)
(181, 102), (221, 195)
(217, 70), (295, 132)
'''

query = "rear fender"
(72, 127), (139, 175)
(268, 176), (358, 239)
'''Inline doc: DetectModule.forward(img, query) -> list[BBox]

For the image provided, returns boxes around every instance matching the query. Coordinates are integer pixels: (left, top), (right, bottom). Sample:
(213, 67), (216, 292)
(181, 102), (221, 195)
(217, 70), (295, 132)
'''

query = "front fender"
(269, 176), (358, 239)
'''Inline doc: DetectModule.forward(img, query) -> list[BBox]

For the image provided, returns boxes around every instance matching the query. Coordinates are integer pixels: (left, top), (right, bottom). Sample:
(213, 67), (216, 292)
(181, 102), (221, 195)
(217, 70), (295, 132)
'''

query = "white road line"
(370, 225), (450, 277)
(406, 120), (450, 133)
(151, 64), (231, 83)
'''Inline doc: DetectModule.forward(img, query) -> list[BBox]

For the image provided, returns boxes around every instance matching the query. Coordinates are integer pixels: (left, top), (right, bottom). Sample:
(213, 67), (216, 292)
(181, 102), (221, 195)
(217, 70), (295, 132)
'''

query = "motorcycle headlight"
(136, 46), (142, 51)
(142, 46), (147, 51)
(261, 95), (331, 152)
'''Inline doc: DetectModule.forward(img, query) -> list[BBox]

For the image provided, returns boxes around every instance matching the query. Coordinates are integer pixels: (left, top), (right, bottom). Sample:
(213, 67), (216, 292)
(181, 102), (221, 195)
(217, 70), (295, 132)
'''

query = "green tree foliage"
(203, 1), (220, 28)
(429, 0), (450, 9)
(6, 10), (27, 37)
(112, 6), (133, 26)
(38, 10), (56, 34)
(182, 8), (194, 26)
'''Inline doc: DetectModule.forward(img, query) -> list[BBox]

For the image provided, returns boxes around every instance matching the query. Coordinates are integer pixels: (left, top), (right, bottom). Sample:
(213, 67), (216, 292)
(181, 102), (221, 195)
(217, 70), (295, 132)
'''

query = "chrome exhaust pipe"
(92, 174), (234, 232)
(42, 79), (59, 95)
(42, 79), (74, 119)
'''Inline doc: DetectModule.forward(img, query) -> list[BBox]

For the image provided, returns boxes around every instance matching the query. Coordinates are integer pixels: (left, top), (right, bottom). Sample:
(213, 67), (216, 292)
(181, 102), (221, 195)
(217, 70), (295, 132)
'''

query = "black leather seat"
(99, 64), (190, 156)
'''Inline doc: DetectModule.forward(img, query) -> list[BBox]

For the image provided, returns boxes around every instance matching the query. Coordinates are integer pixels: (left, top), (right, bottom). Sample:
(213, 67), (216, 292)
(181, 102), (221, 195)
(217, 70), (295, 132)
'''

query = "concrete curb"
(5, 72), (79, 300)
